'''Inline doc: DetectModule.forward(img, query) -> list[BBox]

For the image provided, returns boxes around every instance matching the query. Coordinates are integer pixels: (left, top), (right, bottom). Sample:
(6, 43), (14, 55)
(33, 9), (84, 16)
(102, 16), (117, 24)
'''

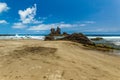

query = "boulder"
(60, 33), (93, 45)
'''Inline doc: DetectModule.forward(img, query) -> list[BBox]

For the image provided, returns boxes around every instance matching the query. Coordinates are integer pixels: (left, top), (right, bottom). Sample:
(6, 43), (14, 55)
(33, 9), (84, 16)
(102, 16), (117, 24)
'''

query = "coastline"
(1, 34), (120, 51)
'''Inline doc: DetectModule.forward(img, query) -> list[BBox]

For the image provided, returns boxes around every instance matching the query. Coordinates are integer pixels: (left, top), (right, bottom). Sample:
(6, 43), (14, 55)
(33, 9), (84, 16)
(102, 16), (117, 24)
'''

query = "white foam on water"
(88, 36), (120, 46)
(88, 36), (120, 39)
(113, 42), (120, 46)
(0, 35), (45, 40)
(30, 36), (45, 40)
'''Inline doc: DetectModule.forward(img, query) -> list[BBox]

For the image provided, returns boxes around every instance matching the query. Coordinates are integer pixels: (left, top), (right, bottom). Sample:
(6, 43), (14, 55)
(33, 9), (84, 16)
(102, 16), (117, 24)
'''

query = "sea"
(0, 34), (46, 40)
(86, 34), (120, 46)
(85, 33), (120, 55)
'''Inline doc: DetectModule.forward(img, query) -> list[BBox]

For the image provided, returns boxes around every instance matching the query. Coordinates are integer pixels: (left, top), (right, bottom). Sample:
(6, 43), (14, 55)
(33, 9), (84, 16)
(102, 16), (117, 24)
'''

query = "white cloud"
(79, 24), (86, 27)
(12, 23), (27, 29)
(12, 4), (43, 29)
(85, 21), (95, 24)
(0, 2), (9, 13)
(18, 4), (40, 24)
(0, 20), (8, 24)
(84, 27), (120, 32)
(28, 23), (82, 31)
(28, 24), (51, 31)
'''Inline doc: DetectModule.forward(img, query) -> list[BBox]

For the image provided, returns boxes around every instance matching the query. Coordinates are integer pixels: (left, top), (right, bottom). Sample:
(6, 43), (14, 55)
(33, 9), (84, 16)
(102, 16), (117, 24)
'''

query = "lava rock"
(60, 33), (93, 45)
(45, 36), (54, 41)
(91, 37), (103, 41)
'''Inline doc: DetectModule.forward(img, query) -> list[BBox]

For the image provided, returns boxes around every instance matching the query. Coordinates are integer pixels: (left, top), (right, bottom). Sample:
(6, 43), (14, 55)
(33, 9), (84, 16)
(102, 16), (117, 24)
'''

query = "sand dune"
(0, 40), (120, 80)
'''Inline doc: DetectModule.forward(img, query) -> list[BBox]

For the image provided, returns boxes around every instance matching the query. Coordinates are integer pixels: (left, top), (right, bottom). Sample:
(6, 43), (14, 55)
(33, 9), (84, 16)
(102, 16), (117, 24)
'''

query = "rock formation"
(50, 28), (56, 36)
(91, 37), (103, 41)
(45, 36), (54, 41)
(60, 33), (93, 45)
(45, 27), (93, 45)
(49, 27), (61, 36)
(56, 27), (61, 35)
(62, 32), (69, 36)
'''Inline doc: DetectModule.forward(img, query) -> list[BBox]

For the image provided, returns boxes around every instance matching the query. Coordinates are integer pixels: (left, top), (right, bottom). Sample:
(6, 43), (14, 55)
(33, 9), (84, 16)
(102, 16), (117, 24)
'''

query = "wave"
(0, 34), (45, 40)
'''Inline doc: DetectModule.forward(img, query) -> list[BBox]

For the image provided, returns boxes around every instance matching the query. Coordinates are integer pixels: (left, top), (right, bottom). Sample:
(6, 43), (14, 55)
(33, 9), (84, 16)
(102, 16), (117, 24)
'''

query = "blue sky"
(0, 0), (120, 34)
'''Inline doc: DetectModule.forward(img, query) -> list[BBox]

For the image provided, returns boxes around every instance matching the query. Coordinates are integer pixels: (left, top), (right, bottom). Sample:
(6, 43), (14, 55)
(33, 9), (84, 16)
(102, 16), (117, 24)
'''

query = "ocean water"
(0, 33), (120, 46)
(84, 32), (120, 45)
(88, 35), (120, 46)
(0, 34), (45, 40)
(87, 34), (120, 55)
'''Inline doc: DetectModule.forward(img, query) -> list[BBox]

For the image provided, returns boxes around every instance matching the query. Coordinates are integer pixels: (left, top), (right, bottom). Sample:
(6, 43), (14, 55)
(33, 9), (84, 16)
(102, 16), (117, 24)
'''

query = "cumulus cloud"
(0, 2), (9, 13)
(18, 4), (41, 24)
(12, 23), (27, 29)
(0, 20), (8, 24)
(12, 4), (44, 29)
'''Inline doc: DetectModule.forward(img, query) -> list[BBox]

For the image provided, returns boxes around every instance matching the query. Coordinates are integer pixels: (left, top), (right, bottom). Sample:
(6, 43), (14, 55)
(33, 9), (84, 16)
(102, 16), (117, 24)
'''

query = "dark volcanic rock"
(60, 33), (93, 45)
(62, 32), (69, 36)
(55, 27), (61, 35)
(49, 27), (61, 36)
(45, 36), (54, 41)
(91, 37), (103, 41)
(49, 28), (56, 36)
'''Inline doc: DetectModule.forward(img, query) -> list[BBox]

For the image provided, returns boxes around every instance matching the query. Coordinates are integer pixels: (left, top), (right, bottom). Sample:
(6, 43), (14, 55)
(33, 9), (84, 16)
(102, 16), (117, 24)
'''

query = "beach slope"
(0, 40), (120, 80)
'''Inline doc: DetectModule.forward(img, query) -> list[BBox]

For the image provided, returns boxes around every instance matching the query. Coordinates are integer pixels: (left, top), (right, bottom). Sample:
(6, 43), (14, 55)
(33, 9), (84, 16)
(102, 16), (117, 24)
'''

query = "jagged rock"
(56, 27), (61, 35)
(49, 28), (56, 36)
(46, 27), (93, 45)
(91, 37), (103, 41)
(62, 32), (69, 36)
(60, 33), (93, 45)
(49, 27), (61, 36)
(45, 36), (54, 41)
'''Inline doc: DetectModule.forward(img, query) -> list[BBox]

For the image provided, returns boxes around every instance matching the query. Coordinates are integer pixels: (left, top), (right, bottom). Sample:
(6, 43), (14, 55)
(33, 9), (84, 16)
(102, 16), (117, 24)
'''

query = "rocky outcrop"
(50, 28), (56, 36)
(91, 37), (104, 41)
(62, 32), (69, 36)
(60, 33), (93, 45)
(45, 27), (92, 45)
(49, 27), (61, 36)
(44, 36), (54, 41)
(48, 27), (70, 36)
(45, 27), (61, 40)
(56, 27), (61, 35)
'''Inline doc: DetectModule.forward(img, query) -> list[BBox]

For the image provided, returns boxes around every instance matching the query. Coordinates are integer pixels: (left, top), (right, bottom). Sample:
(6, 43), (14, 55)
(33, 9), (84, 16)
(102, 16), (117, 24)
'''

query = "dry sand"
(0, 40), (120, 80)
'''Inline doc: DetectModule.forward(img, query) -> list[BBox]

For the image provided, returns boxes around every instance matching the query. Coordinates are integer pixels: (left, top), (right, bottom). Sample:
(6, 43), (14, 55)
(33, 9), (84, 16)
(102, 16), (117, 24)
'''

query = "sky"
(0, 0), (120, 34)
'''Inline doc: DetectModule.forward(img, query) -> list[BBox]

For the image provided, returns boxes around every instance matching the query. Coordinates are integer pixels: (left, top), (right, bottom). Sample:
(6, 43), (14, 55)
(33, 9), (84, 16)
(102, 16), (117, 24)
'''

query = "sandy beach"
(0, 40), (120, 80)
